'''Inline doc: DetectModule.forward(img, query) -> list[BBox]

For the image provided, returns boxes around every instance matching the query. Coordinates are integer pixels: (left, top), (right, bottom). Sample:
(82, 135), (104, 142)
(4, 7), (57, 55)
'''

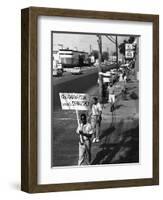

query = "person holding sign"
(76, 113), (93, 165)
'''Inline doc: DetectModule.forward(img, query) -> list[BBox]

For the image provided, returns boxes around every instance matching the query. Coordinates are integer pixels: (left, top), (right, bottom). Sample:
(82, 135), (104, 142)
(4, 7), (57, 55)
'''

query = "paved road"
(53, 64), (116, 86)
(52, 64), (116, 110)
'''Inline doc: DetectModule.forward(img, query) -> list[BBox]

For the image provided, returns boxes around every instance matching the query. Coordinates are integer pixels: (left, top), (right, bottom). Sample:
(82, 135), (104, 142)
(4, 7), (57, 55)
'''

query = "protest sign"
(59, 93), (90, 110)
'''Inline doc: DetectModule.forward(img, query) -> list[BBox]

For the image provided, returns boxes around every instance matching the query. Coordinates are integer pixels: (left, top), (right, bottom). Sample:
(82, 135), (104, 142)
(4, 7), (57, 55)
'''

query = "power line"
(110, 36), (116, 42)
(104, 35), (116, 44)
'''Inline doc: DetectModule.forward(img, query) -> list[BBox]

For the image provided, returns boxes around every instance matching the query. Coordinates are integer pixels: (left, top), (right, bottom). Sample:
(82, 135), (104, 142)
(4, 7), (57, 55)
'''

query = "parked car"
(53, 68), (63, 77)
(56, 63), (63, 72)
(71, 67), (82, 75)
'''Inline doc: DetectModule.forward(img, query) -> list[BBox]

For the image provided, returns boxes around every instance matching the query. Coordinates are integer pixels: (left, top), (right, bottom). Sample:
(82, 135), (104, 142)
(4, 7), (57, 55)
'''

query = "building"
(53, 49), (89, 68)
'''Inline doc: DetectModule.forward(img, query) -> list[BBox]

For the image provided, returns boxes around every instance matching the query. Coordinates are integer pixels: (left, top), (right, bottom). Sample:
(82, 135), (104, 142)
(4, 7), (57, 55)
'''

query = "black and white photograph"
(51, 32), (139, 167)
(20, 5), (159, 193)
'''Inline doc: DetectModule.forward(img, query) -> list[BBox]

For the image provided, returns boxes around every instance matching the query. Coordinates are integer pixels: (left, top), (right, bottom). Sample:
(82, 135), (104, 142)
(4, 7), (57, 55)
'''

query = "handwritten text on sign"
(59, 93), (90, 110)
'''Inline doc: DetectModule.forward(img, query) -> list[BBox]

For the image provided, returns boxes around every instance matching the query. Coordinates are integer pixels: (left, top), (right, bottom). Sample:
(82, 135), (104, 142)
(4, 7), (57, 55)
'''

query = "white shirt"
(108, 86), (115, 94)
(91, 103), (102, 116)
(76, 123), (93, 140)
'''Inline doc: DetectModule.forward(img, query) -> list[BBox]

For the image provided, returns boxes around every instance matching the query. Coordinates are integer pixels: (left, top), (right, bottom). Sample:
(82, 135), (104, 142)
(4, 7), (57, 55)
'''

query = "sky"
(52, 32), (132, 55)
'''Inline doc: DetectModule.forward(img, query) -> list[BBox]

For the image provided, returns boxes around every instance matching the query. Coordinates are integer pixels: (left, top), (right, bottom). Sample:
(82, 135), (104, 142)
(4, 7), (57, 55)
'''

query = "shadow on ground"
(99, 125), (115, 140)
(91, 121), (139, 165)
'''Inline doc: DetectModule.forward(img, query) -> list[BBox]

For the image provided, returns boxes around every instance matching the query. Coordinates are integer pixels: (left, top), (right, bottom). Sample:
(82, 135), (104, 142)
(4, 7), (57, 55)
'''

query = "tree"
(91, 50), (99, 59)
(119, 40), (127, 56)
(128, 36), (135, 44)
(102, 51), (109, 61)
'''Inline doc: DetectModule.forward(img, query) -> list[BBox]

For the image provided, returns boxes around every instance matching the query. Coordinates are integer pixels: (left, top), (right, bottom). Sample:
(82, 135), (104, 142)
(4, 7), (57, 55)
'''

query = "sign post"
(125, 43), (134, 59)
(75, 109), (80, 126)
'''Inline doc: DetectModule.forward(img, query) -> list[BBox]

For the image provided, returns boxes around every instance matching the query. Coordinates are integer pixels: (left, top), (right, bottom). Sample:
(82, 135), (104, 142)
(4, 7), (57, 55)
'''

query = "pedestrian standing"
(124, 73), (127, 84)
(90, 97), (102, 143)
(107, 83), (115, 112)
(119, 73), (123, 82)
(76, 113), (93, 165)
(121, 71), (127, 100)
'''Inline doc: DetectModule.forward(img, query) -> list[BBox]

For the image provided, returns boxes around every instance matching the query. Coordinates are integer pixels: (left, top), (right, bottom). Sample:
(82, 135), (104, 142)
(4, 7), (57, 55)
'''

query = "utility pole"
(97, 35), (103, 103)
(115, 36), (118, 68)
(104, 35), (117, 64)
